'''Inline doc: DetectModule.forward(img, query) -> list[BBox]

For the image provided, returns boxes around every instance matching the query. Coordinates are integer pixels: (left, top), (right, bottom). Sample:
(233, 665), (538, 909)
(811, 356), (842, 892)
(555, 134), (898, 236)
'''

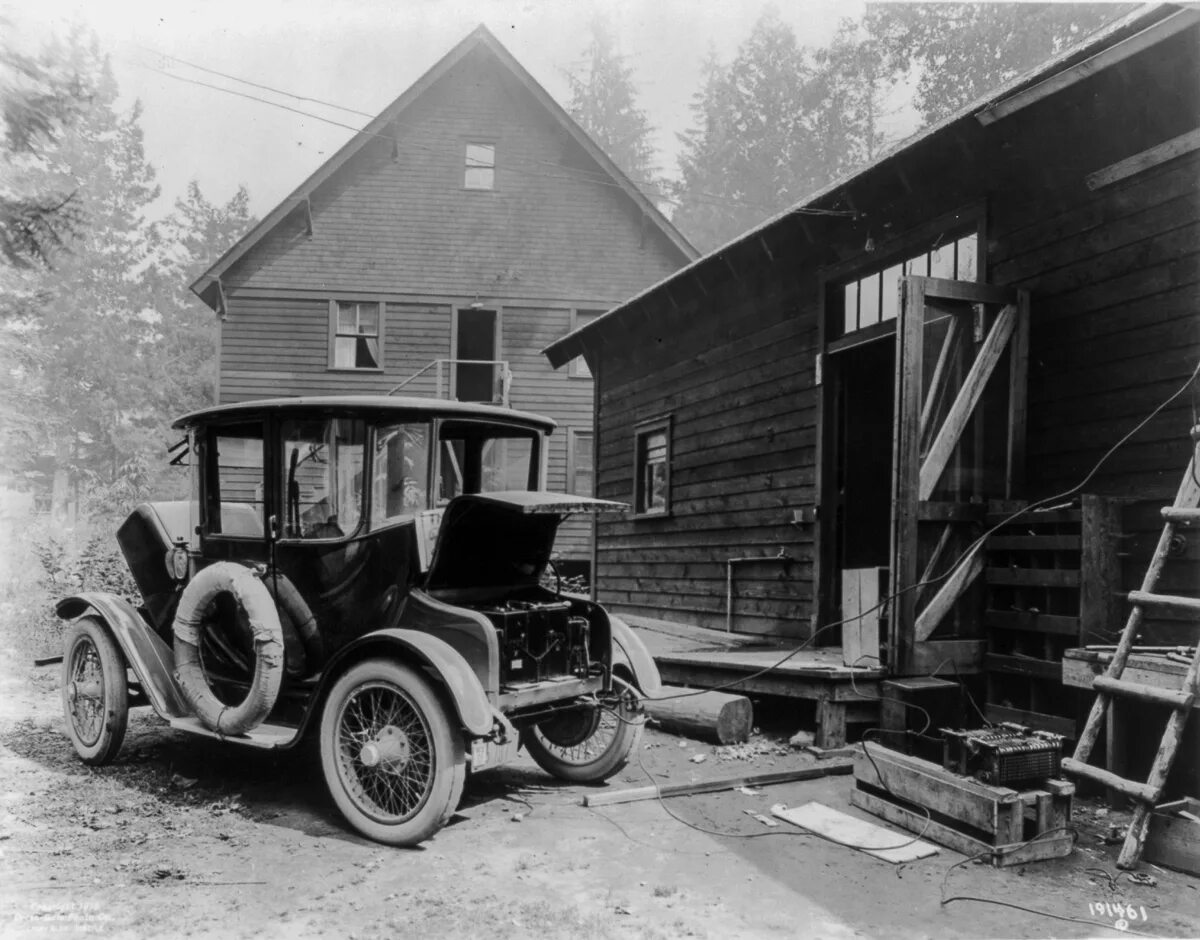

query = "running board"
(168, 716), (300, 749)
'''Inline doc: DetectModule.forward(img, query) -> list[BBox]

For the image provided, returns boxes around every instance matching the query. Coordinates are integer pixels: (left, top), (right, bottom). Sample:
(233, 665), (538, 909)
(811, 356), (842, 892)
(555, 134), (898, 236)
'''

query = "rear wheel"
(61, 617), (129, 765)
(522, 677), (642, 783)
(319, 659), (465, 846)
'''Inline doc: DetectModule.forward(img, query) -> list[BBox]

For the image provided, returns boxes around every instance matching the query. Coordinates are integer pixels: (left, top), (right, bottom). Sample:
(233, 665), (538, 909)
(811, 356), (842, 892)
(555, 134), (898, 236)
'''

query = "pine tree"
(565, 15), (662, 203)
(868, 2), (1128, 124)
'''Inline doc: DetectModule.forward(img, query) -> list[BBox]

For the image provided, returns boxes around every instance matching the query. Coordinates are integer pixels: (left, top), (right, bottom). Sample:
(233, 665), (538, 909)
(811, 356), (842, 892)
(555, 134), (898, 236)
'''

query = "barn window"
(838, 232), (979, 335)
(464, 143), (495, 190)
(633, 417), (671, 517)
(568, 309), (603, 377)
(568, 428), (594, 496)
(329, 300), (383, 370)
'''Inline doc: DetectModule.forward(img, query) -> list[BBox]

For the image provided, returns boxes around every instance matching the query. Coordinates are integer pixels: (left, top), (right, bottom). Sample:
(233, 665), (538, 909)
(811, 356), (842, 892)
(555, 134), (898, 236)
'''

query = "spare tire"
(173, 562), (285, 735)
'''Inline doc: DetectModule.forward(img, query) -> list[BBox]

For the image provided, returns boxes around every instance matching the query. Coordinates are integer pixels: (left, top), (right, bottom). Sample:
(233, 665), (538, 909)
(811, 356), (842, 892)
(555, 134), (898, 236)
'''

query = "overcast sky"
(6, 0), (866, 219)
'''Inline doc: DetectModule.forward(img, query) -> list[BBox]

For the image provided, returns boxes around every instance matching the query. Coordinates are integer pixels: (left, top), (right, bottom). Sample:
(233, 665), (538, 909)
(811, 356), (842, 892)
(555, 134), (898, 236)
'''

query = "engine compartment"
(476, 598), (593, 685)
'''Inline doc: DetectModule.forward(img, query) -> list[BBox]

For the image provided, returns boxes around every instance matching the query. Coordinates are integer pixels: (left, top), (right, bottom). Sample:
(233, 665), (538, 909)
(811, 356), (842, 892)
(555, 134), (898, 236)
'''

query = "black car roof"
(172, 395), (557, 432)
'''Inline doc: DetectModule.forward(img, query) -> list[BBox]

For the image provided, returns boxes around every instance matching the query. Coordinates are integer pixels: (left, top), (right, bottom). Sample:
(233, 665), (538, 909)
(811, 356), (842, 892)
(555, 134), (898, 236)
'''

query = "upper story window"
(838, 232), (979, 336)
(464, 143), (495, 190)
(330, 300), (383, 370)
(633, 417), (671, 517)
(569, 309), (603, 378)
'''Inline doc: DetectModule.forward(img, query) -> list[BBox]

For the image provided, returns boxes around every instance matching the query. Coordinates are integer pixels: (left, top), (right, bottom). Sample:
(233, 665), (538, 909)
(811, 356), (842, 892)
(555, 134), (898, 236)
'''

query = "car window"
(281, 418), (365, 539)
(211, 423), (265, 537)
(436, 422), (539, 504)
(372, 422), (430, 526)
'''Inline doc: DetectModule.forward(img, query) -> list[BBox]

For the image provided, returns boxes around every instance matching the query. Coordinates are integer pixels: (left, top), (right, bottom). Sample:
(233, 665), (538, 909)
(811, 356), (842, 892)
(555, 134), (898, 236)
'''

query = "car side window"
(208, 423), (265, 537)
(372, 422), (429, 526)
(281, 418), (365, 539)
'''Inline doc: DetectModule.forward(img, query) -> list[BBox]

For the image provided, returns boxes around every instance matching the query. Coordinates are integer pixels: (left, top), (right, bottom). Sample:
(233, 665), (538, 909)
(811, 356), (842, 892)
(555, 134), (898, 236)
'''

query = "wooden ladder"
(1061, 427), (1200, 868)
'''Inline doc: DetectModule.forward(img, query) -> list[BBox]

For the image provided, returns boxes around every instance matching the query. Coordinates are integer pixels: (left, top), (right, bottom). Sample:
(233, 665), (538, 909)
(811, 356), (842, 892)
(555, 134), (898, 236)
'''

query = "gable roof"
(191, 24), (696, 311)
(543, 1), (1196, 368)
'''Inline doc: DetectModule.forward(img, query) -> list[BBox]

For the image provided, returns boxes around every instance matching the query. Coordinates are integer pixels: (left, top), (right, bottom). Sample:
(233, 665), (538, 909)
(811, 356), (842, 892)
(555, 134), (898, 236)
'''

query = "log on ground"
(644, 685), (753, 744)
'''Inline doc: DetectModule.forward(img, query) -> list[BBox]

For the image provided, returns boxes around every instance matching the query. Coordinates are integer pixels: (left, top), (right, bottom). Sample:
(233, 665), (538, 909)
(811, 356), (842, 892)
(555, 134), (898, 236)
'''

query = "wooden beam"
(915, 544), (984, 642)
(582, 762), (853, 807)
(918, 314), (963, 450)
(920, 304), (1016, 501)
(920, 277), (1015, 306)
(1006, 291), (1030, 498)
(1087, 128), (1200, 190)
(976, 9), (1200, 126)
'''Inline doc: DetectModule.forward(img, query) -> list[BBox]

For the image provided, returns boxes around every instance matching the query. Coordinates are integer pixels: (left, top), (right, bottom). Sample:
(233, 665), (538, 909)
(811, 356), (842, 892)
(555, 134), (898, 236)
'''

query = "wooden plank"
(984, 653), (1062, 681)
(975, 8), (1200, 125)
(918, 314), (963, 448)
(917, 276), (1016, 306)
(1087, 128), (1200, 190)
(918, 502), (986, 522)
(582, 762), (853, 807)
(1006, 290), (1030, 498)
(1145, 797), (1200, 875)
(984, 704), (1076, 739)
(891, 276), (926, 674)
(985, 610), (1081, 636)
(985, 567), (1080, 588)
(920, 304), (1016, 500)
(908, 640), (986, 675)
(915, 545), (984, 642)
(841, 567), (883, 668)
(770, 802), (940, 863)
(987, 535), (1081, 551)
(853, 747), (1018, 835)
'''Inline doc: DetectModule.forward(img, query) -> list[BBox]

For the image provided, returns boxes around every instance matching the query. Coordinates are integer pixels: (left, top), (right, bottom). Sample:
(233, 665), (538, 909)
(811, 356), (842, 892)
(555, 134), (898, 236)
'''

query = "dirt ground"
(2, 651), (1198, 940)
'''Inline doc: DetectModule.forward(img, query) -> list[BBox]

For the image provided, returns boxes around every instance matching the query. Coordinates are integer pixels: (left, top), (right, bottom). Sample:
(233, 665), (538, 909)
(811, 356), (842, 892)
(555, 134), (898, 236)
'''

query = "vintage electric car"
(58, 396), (660, 845)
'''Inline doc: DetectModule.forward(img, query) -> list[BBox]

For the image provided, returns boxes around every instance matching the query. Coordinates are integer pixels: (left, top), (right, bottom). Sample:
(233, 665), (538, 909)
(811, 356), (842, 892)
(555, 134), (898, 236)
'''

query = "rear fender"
(56, 592), (190, 719)
(310, 629), (495, 738)
(609, 614), (662, 697)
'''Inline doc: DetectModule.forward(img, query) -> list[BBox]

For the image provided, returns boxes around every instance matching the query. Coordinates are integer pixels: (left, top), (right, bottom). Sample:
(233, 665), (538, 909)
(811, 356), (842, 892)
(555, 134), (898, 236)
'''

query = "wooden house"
(544, 4), (1200, 745)
(190, 25), (695, 568)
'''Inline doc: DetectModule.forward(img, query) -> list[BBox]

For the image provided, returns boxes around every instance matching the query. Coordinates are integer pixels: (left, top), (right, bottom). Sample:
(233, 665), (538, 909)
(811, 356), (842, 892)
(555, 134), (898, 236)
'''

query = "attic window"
(465, 143), (495, 190)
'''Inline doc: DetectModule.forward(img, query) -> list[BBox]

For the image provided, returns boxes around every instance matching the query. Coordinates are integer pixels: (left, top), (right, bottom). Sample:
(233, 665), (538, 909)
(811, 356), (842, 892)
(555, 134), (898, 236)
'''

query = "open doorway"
(824, 335), (895, 664)
(453, 308), (497, 403)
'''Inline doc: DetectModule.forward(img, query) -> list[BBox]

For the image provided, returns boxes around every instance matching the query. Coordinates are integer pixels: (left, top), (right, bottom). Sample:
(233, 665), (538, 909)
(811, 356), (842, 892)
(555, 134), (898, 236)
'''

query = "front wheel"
(318, 659), (465, 846)
(522, 677), (643, 783)
(61, 617), (129, 765)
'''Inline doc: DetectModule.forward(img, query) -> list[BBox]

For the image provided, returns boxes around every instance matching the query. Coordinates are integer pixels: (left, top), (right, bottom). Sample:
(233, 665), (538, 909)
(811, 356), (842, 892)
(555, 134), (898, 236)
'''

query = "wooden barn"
(544, 4), (1200, 749)
(191, 24), (695, 568)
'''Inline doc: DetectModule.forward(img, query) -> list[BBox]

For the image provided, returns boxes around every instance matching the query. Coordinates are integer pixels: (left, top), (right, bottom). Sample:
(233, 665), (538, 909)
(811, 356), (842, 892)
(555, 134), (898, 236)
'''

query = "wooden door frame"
(449, 305), (503, 400)
(889, 276), (1030, 675)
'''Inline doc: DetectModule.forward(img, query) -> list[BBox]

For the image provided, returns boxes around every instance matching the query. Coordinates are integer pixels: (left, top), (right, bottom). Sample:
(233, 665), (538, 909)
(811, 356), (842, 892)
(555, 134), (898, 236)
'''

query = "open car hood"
(424, 491), (628, 591)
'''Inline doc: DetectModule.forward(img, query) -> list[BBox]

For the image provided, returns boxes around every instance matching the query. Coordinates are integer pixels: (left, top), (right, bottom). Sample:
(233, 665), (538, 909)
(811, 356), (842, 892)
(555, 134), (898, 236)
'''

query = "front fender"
(318, 629), (494, 737)
(609, 614), (662, 697)
(56, 592), (191, 720)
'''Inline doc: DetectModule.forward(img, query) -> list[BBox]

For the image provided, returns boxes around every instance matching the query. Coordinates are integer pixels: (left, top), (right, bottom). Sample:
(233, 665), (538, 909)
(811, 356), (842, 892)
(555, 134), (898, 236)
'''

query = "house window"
(839, 232), (979, 336)
(568, 309), (603, 378)
(464, 143), (495, 190)
(567, 428), (594, 496)
(330, 300), (383, 370)
(633, 417), (671, 516)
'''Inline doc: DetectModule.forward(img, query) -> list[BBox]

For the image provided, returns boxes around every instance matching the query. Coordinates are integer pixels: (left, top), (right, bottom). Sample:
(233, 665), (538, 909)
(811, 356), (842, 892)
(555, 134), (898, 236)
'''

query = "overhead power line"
(128, 50), (855, 221)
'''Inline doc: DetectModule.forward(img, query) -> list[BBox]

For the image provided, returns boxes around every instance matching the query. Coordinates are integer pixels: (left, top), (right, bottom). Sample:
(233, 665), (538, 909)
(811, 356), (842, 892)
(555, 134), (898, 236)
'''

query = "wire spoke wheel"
(523, 677), (642, 783)
(319, 659), (465, 846)
(61, 617), (128, 766)
(334, 682), (434, 823)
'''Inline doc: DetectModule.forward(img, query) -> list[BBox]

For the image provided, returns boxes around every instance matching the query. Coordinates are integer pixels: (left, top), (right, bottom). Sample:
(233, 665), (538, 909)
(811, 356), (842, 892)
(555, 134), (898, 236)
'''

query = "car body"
(58, 396), (660, 845)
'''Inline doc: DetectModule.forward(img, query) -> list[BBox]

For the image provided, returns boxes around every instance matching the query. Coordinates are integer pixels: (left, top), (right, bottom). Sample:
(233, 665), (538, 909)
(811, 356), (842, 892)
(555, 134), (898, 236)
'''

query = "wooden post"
(1080, 495), (1123, 646)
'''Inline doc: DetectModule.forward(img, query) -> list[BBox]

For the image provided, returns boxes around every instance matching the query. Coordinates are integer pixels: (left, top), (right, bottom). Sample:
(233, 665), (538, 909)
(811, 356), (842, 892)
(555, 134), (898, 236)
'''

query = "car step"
(168, 716), (299, 748)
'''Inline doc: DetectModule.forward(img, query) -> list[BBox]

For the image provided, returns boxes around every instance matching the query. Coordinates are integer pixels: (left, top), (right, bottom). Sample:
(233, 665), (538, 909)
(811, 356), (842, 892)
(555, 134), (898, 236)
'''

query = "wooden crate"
(850, 746), (1075, 866)
(1144, 797), (1200, 876)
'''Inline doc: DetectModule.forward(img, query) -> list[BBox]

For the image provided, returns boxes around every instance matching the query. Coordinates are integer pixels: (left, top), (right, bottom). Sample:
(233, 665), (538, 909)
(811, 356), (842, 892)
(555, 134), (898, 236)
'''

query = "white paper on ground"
(770, 802), (940, 864)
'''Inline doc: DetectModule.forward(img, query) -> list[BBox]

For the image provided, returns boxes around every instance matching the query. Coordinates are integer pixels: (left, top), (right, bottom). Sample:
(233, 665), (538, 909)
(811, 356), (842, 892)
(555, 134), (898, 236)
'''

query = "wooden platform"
(1062, 647), (1196, 704)
(851, 746), (1075, 866)
(626, 616), (883, 748)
